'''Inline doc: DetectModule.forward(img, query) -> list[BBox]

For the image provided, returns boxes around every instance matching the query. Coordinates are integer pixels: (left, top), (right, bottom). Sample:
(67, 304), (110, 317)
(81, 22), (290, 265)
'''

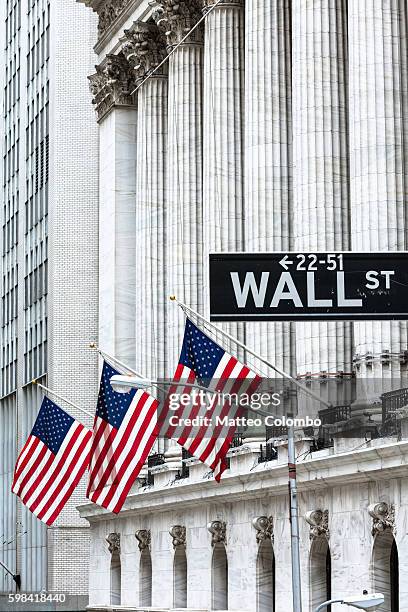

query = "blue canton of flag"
(179, 319), (225, 383)
(32, 398), (74, 454)
(96, 362), (137, 428)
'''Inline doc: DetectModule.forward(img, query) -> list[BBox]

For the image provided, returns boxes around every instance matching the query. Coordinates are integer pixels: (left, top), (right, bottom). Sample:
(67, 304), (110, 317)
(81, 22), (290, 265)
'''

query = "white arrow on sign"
(279, 255), (294, 270)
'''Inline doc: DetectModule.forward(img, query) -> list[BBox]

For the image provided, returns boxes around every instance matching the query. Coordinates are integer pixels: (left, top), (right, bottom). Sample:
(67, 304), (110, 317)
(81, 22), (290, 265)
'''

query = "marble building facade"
(77, 0), (408, 611)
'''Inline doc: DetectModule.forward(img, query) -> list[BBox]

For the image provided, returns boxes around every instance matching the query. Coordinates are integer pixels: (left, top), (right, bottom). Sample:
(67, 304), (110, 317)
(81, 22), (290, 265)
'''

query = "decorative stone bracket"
(252, 516), (274, 544)
(135, 529), (151, 551)
(106, 532), (121, 554)
(305, 509), (329, 540)
(169, 525), (186, 549)
(368, 502), (396, 536)
(207, 520), (226, 546)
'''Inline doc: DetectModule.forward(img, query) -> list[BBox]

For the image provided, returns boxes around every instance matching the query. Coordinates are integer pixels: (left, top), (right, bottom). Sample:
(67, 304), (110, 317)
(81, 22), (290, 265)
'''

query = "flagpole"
(31, 380), (94, 420)
(170, 296), (305, 612)
(170, 296), (330, 409)
(90, 344), (170, 397)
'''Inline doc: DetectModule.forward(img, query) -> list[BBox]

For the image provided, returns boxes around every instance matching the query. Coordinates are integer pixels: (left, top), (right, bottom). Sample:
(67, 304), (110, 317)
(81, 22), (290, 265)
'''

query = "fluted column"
(349, 0), (408, 392)
(202, 0), (245, 354)
(154, 1), (204, 371)
(89, 54), (137, 366)
(293, 0), (352, 409)
(245, 0), (294, 384)
(122, 23), (168, 380)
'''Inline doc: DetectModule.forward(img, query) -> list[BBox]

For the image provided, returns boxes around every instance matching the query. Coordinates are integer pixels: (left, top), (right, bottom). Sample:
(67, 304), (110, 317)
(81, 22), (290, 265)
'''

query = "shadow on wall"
(372, 531), (399, 612)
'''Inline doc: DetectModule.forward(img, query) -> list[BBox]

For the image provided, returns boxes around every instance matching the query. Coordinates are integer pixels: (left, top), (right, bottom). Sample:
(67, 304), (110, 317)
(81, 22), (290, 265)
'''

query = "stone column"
(245, 0), (295, 397)
(293, 0), (352, 412)
(121, 22), (168, 381)
(89, 54), (137, 366)
(349, 0), (408, 401)
(202, 0), (245, 353)
(154, 1), (204, 371)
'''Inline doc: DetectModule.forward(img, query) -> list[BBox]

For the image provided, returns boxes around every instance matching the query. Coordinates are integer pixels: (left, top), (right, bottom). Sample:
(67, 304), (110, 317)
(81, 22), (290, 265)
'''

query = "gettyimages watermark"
(153, 376), (407, 441)
(166, 388), (321, 428)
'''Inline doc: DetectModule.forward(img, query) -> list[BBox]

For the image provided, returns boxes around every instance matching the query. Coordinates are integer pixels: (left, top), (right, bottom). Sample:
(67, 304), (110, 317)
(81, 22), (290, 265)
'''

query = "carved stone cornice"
(97, 0), (133, 40)
(202, 0), (243, 10)
(88, 53), (136, 122)
(121, 21), (167, 83)
(135, 529), (151, 551)
(305, 509), (329, 540)
(368, 502), (396, 536)
(207, 520), (226, 546)
(106, 532), (121, 554)
(169, 525), (186, 549)
(152, 0), (203, 48)
(252, 516), (274, 544)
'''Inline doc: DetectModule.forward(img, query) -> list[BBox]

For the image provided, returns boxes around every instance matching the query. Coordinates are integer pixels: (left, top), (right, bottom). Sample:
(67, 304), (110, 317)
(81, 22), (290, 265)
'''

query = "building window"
(310, 537), (331, 611)
(110, 551), (121, 606)
(372, 531), (399, 612)
(173, 546), (187, 608)
(212, 543), (228, 610)
(256, 539), (275, 612)
(139, 548), (152, 607)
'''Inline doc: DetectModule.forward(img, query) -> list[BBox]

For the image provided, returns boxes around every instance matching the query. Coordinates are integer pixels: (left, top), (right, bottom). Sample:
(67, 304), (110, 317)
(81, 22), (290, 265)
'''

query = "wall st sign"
(209, 252), (408, 322)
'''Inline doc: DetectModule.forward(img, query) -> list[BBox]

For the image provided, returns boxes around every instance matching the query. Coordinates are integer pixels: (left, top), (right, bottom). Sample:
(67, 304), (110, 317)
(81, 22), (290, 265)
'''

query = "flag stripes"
(86, 362), (159, 514)
(12, 399), (92, 526)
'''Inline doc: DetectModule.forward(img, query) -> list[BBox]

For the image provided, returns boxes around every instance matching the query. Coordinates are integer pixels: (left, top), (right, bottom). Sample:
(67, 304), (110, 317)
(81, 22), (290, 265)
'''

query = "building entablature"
(78, 439), (408, 523)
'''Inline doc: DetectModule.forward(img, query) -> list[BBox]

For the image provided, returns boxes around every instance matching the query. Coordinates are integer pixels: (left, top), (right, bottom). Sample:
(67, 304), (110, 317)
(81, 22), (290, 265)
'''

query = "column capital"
(202, 0), (243, 10)
(88, 53), (136, 122)
(121, 21), (168, 83)
(152, 0), (204, 47)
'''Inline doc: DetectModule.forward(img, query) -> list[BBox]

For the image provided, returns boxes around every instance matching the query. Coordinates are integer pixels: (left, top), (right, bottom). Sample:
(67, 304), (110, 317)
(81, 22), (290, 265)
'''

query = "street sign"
(209, 252), (408, 322)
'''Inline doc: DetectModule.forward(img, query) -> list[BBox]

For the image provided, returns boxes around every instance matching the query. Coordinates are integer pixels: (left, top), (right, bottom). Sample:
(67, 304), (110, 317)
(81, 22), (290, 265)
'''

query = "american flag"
(87, 362), (159, 513)
(11, 398), (92, 526)
(162, 319), (262, 481)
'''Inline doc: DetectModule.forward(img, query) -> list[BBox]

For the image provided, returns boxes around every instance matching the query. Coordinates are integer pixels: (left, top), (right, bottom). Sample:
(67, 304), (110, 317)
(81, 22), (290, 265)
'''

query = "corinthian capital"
(152, 0), (203, 47)
(88, 53), (136, 121)
(121, 21), (167, 83)
(202, 0), (243, 9)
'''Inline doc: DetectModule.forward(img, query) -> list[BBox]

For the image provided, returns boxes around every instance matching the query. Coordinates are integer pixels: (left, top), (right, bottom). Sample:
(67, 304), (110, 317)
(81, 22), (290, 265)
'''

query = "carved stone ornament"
(252, 516), (274, 544)
(88, 53), (136, 122)
(106, 532), (121, 554)
(305, 509), (329, 540)
(202, 0), (243, 10)
(368, 502), (396, 536)
(97, 0), (133, 40)
(135, 529), (151, 551)
(152, 0), (204, 48)
(121, 21), (167, 83)
(169, 525), (186, 549)
(207, 520), (226, 546)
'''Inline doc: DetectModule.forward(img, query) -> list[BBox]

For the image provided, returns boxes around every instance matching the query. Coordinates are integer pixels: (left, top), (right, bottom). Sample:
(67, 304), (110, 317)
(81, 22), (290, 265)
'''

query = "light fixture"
(314, 593), (384, 612)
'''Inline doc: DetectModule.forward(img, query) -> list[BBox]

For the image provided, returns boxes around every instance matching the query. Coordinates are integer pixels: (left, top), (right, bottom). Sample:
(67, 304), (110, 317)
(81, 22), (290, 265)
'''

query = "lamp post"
(314, 593), (384, 612)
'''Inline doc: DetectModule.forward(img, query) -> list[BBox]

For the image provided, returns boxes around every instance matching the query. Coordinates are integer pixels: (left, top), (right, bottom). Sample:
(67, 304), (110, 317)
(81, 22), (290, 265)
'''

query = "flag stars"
(96, 362), (137, 429)
(32, 398), (74, 455)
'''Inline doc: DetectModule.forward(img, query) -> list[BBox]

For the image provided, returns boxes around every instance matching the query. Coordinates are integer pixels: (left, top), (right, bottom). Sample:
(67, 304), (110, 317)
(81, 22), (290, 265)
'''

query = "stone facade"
(76, 0), (407, 611)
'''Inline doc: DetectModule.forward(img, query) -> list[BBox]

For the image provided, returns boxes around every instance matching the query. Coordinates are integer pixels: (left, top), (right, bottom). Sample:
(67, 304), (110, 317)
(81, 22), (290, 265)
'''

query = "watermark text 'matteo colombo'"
(167, 389), (322, 428)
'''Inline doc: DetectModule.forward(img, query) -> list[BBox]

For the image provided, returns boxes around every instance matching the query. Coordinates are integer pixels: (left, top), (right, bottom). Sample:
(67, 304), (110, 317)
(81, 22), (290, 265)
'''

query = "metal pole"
(314, 600), (343, 612)
(288, 421), (302, 612)
(171, 297), (331, 409)
(32, 380), (94, 420)
(0, 559), (21, 589)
